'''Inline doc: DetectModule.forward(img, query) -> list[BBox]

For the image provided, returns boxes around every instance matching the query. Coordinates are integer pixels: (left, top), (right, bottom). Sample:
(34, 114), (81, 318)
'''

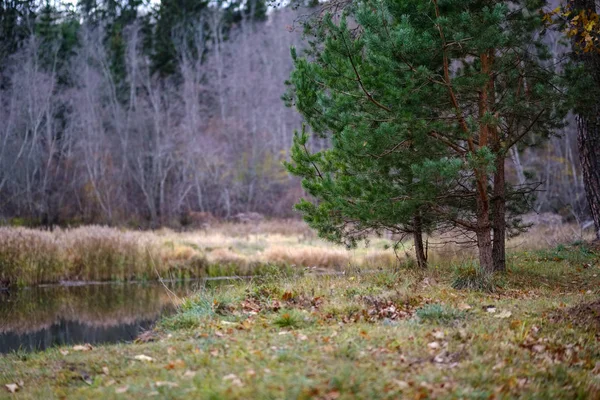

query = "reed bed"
(0, 218), (591, 286)
(0, 225), (396, 286)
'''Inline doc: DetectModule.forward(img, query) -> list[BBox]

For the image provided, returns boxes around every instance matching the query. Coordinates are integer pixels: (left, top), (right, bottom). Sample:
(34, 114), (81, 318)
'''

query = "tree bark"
(413, 214), (428, 269)
(476, 190), (494, 275)
(577, 115), (600, 240)
(572, 0), (600, 241)
(492, 151), (506, 272)
(476, 226), (494, 276)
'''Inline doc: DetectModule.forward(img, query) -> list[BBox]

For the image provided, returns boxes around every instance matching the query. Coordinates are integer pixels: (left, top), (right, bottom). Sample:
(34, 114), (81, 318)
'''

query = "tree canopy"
(286, 0), (565, 274)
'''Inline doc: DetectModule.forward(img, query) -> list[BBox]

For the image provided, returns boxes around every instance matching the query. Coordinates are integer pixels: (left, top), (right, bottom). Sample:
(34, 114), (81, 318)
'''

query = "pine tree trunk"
(413, 214), (427, 269)
(476, 226), (494, 276)
(476, 190), (494, 275)
(492, 154), (506, 271)
(572, 0), (600, 241)
(577, 114), (600, 240)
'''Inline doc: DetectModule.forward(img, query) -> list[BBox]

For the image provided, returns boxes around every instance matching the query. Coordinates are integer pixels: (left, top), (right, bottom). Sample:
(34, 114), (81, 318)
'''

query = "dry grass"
(0, 219), (592, 286)
(262, 246), (350, 269)
(0, 227), (180, 285)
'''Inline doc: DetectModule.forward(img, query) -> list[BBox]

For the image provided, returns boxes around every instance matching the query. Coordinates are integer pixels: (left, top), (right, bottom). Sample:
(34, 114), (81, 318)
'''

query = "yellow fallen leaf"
(73, 344), (93, 351)
(156, 381), (179, 388)
(494, 310), (512, 319)
(134, 354), (154, 362)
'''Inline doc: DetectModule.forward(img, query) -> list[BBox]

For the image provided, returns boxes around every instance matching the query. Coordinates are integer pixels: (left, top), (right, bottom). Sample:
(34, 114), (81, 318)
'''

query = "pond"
(0, 280), (211, 354)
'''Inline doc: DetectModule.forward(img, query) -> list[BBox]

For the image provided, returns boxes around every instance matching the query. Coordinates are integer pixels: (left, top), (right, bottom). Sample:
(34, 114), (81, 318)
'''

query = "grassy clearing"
(1, 244), (599, 399)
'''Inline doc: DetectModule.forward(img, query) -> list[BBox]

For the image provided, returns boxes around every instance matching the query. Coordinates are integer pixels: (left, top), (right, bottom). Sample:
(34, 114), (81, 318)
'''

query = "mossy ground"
(1, 244), (600, 399)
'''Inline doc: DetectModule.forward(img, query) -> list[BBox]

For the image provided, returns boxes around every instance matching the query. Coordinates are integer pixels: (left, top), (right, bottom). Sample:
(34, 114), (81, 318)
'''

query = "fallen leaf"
(298, 334), (308, 341)
(5, 384), (19, 393)
(81, 373), (93, 386)
(432, 331), (445, 340)
(134, 354), (154, 362)
(115, 386), (129, 394)
(59, 349), (69, 356)
(324, 390), (341, 399)
(102, 366), (110, 375)
(165, 359), (186, 370)
(73, 343), (93, 351)
(457, 303), (472, 311)
(484, 306), (497, 313)
(395, 380), (409, 389)
(209, 349), (219, 357)
(156, 381), (179, 388)
(495, 310), (512, 319)
(223, 374), (243, 387)
(183, 370), (197, 379)
(532, 344), (546, 353)
(427, 341), (441, 350)
(271, 300), (281, 311)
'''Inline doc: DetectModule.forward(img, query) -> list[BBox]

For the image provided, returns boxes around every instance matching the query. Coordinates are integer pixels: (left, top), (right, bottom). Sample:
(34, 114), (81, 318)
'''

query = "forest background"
(0, 0), (590, 229)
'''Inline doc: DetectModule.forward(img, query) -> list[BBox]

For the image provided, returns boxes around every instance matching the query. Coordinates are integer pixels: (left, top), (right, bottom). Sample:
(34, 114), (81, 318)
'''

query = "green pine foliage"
(286, 0), (565, 273)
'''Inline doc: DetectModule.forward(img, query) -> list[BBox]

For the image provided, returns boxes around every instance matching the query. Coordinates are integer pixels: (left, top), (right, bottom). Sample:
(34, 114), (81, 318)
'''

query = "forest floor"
(1, 243), (600, 399)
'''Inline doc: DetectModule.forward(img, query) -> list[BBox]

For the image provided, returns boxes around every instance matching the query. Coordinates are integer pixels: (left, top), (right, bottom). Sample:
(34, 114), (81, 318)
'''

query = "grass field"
(1, 242), (599, 399)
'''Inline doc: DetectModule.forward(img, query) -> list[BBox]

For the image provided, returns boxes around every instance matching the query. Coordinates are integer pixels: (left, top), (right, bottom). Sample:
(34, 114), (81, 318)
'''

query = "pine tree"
(152, 0), (209, 76)
(286, 0), (564, 275)
(0, 0), (37, 69)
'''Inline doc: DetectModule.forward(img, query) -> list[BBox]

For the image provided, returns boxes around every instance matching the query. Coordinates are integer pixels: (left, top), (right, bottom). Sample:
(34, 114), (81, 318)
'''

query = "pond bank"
(1, 245), (599, 398)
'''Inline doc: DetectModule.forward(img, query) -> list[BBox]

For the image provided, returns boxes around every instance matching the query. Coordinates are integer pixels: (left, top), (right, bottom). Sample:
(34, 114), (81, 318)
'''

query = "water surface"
(0, 281), (203, 353)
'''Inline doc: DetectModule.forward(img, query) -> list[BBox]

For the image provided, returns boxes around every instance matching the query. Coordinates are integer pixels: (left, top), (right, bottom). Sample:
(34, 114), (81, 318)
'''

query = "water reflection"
(0, 281), (202, 353)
